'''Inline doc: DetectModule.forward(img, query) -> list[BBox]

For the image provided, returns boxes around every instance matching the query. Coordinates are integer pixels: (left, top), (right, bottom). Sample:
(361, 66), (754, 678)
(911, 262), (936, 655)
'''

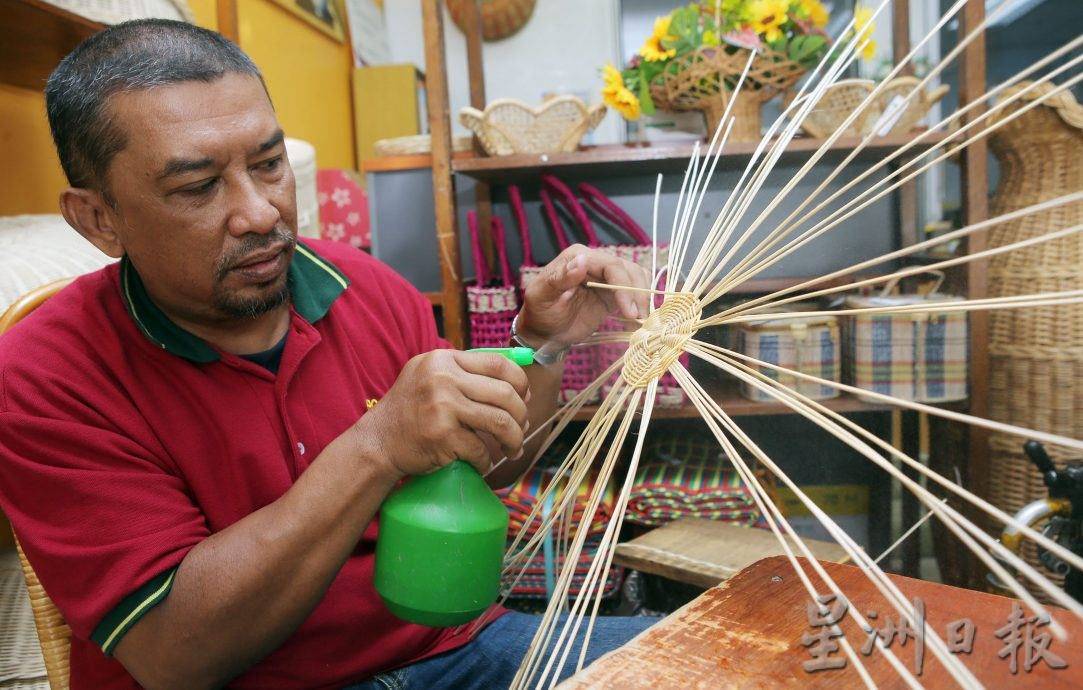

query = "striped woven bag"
(466, 211), (518, 348)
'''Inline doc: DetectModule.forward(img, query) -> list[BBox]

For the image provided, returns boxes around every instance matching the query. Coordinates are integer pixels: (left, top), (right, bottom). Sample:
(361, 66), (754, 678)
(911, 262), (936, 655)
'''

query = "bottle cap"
(468, 346), (535, 366)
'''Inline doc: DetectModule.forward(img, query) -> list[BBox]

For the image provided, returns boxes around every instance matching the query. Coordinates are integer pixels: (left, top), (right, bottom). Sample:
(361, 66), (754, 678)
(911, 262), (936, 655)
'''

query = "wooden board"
(614, 519), (850, 589)
(560, 556), (1083, 689)
(1, 0), (102, 91)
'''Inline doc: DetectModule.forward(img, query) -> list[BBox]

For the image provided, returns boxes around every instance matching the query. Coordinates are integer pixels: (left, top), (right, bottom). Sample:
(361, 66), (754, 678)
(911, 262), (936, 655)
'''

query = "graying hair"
(45, 19), (265, 200)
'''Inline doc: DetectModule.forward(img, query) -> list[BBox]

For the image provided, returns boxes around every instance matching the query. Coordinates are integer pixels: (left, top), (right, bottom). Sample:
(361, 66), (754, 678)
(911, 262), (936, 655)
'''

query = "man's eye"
(182, 179), (217, 196)
(259, 157), (283, 171)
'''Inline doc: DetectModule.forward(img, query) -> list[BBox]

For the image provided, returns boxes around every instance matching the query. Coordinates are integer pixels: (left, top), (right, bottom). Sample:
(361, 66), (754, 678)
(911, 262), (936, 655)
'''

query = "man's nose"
(225, 176), (281, 236)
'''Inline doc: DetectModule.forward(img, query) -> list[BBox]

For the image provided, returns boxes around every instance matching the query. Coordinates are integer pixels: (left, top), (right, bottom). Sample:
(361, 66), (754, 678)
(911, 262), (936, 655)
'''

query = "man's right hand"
(352, 349), (530, 479)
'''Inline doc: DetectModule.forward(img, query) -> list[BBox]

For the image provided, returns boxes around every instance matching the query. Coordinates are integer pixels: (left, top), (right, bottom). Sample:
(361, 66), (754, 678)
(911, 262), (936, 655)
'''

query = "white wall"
(384, 0), (624, 144)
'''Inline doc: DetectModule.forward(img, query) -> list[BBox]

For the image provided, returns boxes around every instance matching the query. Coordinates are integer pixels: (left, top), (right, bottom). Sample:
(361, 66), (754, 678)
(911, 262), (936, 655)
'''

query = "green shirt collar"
(120, 240), (350, 363)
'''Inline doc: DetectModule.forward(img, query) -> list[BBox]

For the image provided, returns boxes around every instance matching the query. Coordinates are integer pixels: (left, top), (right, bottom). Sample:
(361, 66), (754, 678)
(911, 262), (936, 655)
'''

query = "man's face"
(102, 73), (297, 326)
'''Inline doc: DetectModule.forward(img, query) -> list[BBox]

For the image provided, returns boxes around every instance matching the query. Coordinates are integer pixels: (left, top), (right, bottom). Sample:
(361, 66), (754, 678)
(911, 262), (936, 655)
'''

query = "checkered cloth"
(844, 312), (968, 402)
(497, 457), (622, 599)
(737, 319), (840, 402)
(500, 541), (623, 600)
(497, 458), (614, 542)
(626, 436), (760, 527)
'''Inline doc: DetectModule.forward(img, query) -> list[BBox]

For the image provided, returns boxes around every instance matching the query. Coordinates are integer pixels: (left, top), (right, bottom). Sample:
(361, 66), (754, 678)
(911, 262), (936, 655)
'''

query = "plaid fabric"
(843, 311), (968, 402)
(500, 540), (623, 600)
(737, 319), (840, 402)
(496, 457), (621, 599)
(626, 437), (759, 527)
(497, 462), (615, 540)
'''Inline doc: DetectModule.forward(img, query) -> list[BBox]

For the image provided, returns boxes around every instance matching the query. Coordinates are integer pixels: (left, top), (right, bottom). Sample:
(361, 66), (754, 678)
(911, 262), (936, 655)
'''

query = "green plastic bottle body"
(374, 460), (510, 627)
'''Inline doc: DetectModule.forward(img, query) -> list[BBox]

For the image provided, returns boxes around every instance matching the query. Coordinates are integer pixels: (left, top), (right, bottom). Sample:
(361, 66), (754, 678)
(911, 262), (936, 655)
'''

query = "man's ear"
(59, 187), (125, 258)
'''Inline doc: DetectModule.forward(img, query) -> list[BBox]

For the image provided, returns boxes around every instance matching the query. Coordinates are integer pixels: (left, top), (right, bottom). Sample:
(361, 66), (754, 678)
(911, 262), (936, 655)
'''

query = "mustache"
(215, 226), (296, 281)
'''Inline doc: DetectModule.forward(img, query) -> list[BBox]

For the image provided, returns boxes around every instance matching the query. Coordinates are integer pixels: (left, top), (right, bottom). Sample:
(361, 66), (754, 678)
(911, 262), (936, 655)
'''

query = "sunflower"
(749, 0), (792, 44)
(853, 5), (877, 61)
(639, 16), (677, 62)
(797, 0), (829, 28)
(600, 64), (641, 121)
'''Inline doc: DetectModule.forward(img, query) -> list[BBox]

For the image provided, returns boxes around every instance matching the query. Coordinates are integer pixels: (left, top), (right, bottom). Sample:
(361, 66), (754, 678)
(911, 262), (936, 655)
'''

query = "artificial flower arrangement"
(602, 1), (876, 123)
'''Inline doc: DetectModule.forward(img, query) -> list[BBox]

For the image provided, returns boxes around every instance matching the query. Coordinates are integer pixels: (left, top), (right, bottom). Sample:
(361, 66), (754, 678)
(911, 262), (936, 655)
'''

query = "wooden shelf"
(1, 0), (103, 91)
(361, 150), (474, 174)
(571, 378), (896, 421)
(453, 132), (948, 182)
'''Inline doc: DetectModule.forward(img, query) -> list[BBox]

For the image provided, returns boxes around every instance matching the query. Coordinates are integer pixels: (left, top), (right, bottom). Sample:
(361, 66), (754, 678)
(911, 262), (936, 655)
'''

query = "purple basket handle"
(540, 188), (571, 251)
(467, 210), (491, 286)
(508, 185), (534, 268)
(490, 216), (514, 288)
(578, 182), (652, 246)
(541, 174), (599, 247)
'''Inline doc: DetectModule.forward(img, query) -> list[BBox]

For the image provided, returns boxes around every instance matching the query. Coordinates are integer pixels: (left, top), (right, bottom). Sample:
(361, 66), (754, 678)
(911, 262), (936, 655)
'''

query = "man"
(0, 19), (652, 690)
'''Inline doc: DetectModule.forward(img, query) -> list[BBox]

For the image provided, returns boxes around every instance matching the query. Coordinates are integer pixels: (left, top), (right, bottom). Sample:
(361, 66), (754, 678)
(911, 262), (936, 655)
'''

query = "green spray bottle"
(373, 346), (534, 627)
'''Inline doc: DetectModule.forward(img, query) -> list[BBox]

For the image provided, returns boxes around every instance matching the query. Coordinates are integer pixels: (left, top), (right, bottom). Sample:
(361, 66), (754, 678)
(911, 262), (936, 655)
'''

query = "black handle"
(1024, 440), (1058, 487)
(1024, 440), (1056, 474)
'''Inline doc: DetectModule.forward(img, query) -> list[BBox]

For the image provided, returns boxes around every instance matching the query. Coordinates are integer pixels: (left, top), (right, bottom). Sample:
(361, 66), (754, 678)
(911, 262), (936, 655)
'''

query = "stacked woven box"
(736, 313), (841, 402)
(626, 435), (761, 527)
(842, 284), (968, 403)
(496, 459), (622, 600)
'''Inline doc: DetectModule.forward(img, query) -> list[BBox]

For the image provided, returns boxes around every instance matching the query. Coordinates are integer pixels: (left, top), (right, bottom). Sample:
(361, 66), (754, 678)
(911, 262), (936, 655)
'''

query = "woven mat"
(0, 215), (116, 316)
(0, 551), (47, 689)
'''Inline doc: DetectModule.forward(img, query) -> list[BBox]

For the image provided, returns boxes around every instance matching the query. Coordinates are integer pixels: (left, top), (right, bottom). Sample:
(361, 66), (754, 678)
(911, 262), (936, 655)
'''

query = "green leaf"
(638, 73), (655, 115)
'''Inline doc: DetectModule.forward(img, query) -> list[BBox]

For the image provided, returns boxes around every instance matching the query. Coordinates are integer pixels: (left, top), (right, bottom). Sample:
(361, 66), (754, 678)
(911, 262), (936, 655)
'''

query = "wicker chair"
(1, 277), (76, 690)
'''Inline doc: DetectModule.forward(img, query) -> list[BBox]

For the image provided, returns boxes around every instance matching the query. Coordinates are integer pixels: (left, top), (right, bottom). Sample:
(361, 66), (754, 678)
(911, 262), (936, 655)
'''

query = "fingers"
(546, 245), (651, 320)
(455, 369), (529, 429)
(454, 350), (530, 399)
(444, 429), (493, 476)
(366, 350), (531, 478)
(431, 351), (529, 468)
(456, 400), (526, 465)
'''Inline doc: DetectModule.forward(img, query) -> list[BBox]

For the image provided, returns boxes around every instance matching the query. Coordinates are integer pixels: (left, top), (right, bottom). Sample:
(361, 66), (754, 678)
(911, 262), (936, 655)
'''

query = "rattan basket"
(984, 82), (1083, 601)
(459, 97), (606, 157)
(789, 77), (950, 139)
(649, 46), (807, 142)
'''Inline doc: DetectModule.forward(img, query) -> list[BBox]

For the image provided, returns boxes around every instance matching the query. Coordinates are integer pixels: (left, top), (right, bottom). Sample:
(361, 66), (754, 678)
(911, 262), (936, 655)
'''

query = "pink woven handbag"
(550, 174), (684, 407)
(509, 185), (544, 293)
(535, 176), (603, 404)
(466, 210), (518, 348)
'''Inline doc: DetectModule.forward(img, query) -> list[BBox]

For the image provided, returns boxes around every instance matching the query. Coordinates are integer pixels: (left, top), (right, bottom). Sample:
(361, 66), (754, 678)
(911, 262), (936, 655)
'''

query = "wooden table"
(560, 556), (1083, 689)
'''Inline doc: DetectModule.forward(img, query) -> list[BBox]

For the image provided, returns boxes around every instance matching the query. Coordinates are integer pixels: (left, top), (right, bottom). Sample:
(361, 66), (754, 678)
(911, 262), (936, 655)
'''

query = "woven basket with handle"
(984, 82), (1083, 601)
(466, 212), (518, 349)
(536, 179), (601, 404)
(650, 46), (807, 142)
(787, 77), (950, 139)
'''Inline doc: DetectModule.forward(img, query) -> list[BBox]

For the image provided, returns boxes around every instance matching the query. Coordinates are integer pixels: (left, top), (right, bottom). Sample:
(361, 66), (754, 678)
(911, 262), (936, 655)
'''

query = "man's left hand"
(516, 244), (652, 350)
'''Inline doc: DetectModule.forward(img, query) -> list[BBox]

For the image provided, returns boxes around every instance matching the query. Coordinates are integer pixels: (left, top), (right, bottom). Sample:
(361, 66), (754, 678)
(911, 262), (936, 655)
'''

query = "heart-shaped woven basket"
(460, 97), (607, 157)
(788, 76), (951, 139)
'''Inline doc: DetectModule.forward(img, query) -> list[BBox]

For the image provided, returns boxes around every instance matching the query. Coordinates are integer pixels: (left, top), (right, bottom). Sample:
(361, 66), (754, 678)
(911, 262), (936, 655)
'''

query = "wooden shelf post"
(959, 0), (991, 590)
(421, 0), (467, 348)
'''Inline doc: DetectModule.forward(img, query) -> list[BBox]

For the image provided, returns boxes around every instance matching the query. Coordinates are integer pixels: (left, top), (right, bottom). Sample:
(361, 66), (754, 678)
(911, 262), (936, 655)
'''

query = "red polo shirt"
(0, 240), (480, 689)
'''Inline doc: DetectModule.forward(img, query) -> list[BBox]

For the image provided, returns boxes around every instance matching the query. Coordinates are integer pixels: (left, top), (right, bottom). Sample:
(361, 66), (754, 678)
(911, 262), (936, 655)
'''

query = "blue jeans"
(345, 612), (657, 690)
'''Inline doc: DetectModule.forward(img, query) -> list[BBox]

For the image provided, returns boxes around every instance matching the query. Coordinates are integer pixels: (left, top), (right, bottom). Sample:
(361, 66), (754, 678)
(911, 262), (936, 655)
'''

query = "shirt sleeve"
(0, 409), (208, 652)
